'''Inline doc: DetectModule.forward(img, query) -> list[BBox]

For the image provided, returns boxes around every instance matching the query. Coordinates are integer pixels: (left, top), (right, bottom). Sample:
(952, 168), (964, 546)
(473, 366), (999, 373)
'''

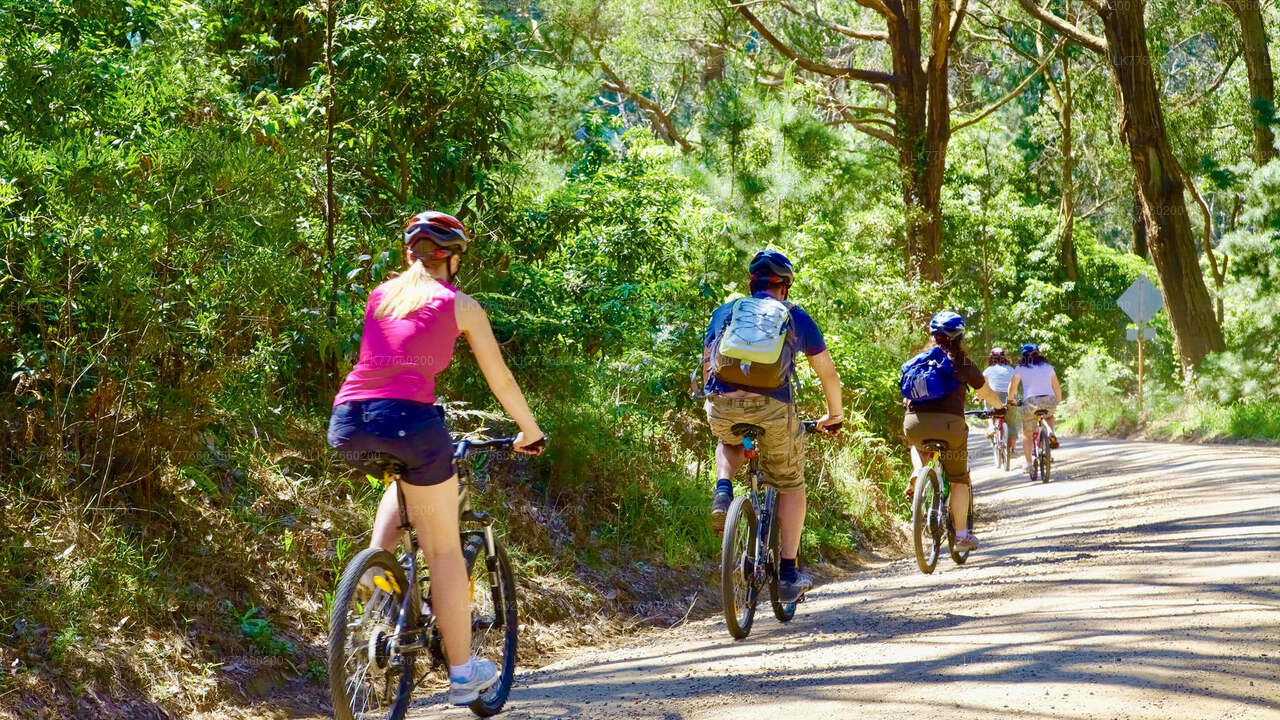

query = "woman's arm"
(455, 293), (544, 450)
(976, 382), (1004, 409)
(1051, 372), (1063, 402)
(1006, 373), (1021, 402)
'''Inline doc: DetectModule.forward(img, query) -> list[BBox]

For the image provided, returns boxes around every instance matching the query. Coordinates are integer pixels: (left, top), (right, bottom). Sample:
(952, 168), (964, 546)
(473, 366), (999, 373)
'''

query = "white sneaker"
(449, 658), (499, 705)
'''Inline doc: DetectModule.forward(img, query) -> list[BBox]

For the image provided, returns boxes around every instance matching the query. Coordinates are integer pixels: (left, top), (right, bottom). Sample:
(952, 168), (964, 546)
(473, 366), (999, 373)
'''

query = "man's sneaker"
(710, 491), (732, 534)
(449, 658), (499, 705)
(778, 571), (813, 603)
(1049, 433), (1060, 449)
(954, 531), (980, 552)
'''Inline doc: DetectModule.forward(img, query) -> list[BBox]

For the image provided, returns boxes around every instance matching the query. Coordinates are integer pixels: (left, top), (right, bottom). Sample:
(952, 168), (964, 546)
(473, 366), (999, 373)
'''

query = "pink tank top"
(333, 281), (459, 406)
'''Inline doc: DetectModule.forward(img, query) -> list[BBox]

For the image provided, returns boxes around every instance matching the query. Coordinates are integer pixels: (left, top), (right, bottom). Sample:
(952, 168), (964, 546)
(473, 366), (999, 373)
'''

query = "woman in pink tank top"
(328, 211), (544, 699)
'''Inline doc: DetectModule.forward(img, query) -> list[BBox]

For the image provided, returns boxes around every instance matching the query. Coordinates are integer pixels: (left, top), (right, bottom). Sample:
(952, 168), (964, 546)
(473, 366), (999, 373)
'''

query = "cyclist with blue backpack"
(901, 311), (1004, 551)
(702, 250), (843, 601)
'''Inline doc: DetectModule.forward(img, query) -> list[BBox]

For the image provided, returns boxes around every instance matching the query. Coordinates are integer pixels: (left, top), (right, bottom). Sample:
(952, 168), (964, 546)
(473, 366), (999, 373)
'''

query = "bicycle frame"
(741, 434), (777, 586)
(383, 441), (505, 662)
(920, 448), (951, 510)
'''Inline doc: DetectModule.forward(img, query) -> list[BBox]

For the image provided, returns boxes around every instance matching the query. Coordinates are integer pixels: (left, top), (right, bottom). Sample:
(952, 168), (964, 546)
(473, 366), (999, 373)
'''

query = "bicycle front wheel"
(463, 533), (518, 717)
(911, 469), (942, 575)
(329, 548), (418, 720)
(721, 495), (760, 639)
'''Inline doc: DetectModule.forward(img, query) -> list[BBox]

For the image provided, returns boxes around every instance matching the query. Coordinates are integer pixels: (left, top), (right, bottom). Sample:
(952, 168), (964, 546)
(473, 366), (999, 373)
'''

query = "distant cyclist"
(901, 312), (1004, 551)
(982, 348), (1020, 460)
(1006, 343), (1063, 475)
(702, 250), (843, 602)
(327, 211), (545, 706)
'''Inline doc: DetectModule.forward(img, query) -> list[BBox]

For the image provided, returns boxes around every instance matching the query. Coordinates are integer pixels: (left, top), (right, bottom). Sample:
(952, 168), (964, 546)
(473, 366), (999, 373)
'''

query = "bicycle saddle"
(1034, 409), (1050, 417)
(362, 452), (407, 476)
(731, 422), (767, 439)
(923, 439), (950, 451)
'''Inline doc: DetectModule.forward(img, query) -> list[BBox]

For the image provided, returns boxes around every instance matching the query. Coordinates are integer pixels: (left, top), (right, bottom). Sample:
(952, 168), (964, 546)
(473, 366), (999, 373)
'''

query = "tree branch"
(593, 50), (694, 153)
(1177, 162), (1226, 286)
(1014, 0), (1106, 54)
(850, 0), (894, 19)
(952, 38), (1065, 133)
(777, 1), (889, 41)
(1079, 191), (1120, 218)
(1171, 47), (1241, 111)
(950, 0), (970, 45)
(735, 4), (898, 85)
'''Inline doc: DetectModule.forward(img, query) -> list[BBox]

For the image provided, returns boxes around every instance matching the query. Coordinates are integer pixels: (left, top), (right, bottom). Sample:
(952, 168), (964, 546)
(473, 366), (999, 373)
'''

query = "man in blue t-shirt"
(701, 250), (843, 601)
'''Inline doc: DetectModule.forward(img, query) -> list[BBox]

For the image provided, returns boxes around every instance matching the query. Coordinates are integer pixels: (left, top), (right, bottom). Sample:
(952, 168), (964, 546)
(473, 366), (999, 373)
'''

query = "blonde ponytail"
(375, 261), (444, 320)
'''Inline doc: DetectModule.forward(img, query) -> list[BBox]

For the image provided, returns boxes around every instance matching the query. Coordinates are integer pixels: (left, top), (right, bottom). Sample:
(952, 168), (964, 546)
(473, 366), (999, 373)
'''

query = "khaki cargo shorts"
(1021, 395), (1058, 426)
(704, 394), (806, 491)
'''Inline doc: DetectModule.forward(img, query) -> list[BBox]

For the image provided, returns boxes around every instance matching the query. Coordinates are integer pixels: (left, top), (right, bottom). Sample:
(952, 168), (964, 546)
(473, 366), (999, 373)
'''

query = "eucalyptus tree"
(708, 0), (1060, 282)
(1016, 0), (1225, 371)
(1223, 0), (1276, 164)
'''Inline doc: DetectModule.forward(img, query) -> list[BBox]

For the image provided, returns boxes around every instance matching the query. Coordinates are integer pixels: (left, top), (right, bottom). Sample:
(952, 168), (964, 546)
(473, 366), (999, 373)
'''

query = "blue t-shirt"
(703, 292), (827, 404)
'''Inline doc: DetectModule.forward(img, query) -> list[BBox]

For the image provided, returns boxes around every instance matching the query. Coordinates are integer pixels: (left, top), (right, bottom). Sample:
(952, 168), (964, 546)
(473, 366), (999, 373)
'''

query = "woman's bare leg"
(400, 477), (470, 665)
(369, 483), (402, 551)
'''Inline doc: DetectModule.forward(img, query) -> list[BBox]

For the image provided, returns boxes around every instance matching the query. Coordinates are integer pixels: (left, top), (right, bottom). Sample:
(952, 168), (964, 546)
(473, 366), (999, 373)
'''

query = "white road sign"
(1118, 276), (1163, 325)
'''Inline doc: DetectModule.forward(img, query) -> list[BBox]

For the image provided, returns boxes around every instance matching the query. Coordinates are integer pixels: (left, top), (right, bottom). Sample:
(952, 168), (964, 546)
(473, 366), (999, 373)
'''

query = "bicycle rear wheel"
(911, 469), (942, 574)
(767, 507), (797, 622)
(1039, 429), (1051, 483)
(991, 428), (1004, 471)
(721, 495), (760, 639)
(329, 548), (418, 720)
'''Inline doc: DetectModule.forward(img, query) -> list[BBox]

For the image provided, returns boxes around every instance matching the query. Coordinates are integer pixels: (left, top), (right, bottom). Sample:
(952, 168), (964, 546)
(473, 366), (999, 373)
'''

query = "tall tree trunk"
(736, 0), (968, 284)
(1100, 1), (1225, 371)
(1130, 190), (1148, 258)
(891, 0), (949, 284)
(323, 0), (340, 385)
(1052, 47), (1079, 280)
(1225, 0), (1277, 165)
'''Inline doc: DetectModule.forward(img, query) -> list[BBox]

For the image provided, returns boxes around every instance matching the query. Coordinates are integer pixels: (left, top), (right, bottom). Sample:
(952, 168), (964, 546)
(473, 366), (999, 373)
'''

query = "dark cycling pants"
(328, 399), (454, 486)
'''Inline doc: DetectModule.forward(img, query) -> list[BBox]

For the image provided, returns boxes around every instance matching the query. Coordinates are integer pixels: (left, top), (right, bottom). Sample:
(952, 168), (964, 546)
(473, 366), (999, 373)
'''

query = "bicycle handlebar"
(802, 419), (843, 435)
(452, 435), (547, 459)
(965, 408), (1006, 419)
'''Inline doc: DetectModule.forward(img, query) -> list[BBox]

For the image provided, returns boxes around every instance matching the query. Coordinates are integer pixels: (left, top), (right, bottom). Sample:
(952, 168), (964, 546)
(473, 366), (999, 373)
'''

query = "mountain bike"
(1030, 409), (1053, 483)
(908, 409), (1000, 574)
(720, 418), (838, 640)
(329, 435), (534, 720)
(987, 408), (1010, 471)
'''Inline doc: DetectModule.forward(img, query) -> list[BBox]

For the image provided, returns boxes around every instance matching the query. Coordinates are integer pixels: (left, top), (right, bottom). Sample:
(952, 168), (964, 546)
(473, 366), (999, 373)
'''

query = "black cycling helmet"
(748, 250), (795, 285)
(930, 310), (966, 339)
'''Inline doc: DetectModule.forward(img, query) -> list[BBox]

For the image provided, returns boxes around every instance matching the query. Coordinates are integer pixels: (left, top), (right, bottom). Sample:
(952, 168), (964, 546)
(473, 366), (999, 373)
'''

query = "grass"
(1061, 392), (1280, 443)
(0, 377), (906, 718)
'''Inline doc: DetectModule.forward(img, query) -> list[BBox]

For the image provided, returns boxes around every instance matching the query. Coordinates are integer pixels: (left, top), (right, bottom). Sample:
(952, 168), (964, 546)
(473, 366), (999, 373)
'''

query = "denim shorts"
(327, 399), (455, 486)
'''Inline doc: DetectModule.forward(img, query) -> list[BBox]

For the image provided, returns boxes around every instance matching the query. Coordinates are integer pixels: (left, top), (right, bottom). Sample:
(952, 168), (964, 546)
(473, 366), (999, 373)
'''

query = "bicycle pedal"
(472, 615), (496, 631)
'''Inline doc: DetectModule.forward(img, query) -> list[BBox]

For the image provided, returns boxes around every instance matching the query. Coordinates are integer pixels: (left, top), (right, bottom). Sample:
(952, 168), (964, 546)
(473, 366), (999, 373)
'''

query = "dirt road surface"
(410, 436), (1280, 719)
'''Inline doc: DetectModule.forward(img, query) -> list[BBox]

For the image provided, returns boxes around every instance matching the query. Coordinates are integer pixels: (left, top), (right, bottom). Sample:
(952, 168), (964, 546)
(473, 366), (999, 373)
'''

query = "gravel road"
(409, 436), (1280, 719)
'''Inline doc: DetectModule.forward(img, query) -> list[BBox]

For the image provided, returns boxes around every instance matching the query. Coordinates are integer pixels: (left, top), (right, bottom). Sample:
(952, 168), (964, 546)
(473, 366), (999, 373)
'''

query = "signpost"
(1117, 276), (1164, 413)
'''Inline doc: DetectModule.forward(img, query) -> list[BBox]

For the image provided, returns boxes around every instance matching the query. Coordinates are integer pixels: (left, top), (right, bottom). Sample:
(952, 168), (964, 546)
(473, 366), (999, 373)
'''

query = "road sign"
(1118, 276), (1163, 325)
(1126, 326), (1157, 341)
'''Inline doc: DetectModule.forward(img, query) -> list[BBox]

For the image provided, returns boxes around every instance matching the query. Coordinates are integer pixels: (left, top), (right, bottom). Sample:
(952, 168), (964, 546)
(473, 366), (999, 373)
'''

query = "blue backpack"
(900, 347), (959, 403)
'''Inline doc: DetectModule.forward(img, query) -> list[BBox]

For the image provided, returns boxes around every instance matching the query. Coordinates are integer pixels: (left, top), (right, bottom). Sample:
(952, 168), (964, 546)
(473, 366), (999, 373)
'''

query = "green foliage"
(6, 0), (1280, 714)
